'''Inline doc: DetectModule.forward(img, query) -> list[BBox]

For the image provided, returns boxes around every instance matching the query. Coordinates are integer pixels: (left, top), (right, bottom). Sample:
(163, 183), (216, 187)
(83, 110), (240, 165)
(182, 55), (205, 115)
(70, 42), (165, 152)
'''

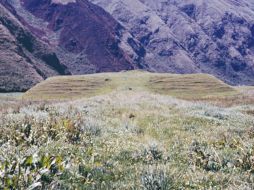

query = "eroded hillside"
(91, 0), (254, 85)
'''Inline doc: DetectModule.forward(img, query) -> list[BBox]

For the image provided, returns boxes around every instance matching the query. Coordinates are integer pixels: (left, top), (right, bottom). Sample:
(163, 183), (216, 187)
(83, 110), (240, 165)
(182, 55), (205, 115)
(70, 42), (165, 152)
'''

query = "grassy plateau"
(24, 71), (240, 100)
(0, 71), (254, 189)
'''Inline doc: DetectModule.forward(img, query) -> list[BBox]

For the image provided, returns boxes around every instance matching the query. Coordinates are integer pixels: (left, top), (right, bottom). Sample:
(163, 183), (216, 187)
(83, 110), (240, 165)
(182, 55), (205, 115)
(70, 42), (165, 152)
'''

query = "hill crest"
(24, 71), (238, 101)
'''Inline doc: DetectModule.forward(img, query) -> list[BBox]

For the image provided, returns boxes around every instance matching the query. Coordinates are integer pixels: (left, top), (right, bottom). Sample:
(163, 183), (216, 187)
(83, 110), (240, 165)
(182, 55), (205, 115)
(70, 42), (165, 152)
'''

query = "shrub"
(141, 168), (172, 190)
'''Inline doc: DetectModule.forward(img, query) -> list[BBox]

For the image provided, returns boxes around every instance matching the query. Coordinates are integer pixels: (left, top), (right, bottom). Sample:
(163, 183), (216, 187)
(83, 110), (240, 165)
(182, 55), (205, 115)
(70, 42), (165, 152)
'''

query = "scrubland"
(0, 72), (254, 189)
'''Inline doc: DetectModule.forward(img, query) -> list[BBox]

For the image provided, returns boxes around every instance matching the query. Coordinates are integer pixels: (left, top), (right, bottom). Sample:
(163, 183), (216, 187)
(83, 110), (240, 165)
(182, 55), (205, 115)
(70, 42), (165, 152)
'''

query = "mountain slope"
(1, 0), (254, 92)
(3, 0), (144, 73)
(0, 4), (69, 92)
(90, 0), (254, 85)
(0, 0), (145, 92)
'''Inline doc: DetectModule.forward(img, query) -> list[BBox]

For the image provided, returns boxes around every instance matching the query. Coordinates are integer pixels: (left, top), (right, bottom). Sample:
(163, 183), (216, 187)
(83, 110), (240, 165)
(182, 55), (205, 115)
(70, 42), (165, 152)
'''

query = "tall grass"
(0, 91), (254, 189)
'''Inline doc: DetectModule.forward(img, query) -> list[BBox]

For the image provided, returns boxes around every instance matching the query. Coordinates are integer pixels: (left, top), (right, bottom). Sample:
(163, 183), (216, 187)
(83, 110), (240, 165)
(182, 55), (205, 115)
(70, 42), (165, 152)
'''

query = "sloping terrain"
(0, 0), (144, 92)
(2, 0), (143, 73)
(24, 71), (239, 100)
(1, 0), (254, 92)
(90, 0), (254, 85)
(1, 90), (254, 189)
(0, 4), (69, 92)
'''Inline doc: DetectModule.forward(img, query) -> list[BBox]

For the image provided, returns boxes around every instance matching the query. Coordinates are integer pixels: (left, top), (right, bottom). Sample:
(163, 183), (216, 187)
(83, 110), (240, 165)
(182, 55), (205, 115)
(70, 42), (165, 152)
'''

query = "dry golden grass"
(0, 93), (25, 112)
(1, 73), (254, 189)
(24, 74), (114, 100)
(197, 86), (254, 107)
(23, 71), (240, 101)
(147, 73), (238, 99)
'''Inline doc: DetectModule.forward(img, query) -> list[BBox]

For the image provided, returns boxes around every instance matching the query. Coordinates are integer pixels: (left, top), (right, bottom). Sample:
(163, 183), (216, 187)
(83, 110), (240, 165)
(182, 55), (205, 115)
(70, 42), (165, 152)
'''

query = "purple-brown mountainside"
(0, 3), (69, 92)
(0, 0), (144, 91)
(5, 0), (144, 72)
(1, 0), (254, 92)
(91, 0), (254, 85)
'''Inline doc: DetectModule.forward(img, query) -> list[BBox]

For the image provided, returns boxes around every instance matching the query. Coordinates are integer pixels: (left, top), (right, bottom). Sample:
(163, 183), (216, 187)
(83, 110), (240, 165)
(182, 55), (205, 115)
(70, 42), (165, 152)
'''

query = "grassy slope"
(1, 72), (254, 189)
(0, 93), (23, 100)
(0, 93), (24, 112)
(1, 91), (254, 189)
(24, 71), (240, 101)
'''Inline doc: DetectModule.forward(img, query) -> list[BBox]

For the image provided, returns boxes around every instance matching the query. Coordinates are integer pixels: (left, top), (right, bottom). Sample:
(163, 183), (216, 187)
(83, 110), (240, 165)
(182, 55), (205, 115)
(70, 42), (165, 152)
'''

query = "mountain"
(0, 0), (143, 91)
(0, 3), (69, 92)
(90, 0), (254, 85)
(18, 0), (144, 72)
(1, 0), (254, 92)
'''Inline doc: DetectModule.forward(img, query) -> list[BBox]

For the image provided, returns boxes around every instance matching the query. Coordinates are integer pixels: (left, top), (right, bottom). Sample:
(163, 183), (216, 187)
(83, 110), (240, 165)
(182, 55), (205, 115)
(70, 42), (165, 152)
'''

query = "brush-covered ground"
(1, 72), (254, 189)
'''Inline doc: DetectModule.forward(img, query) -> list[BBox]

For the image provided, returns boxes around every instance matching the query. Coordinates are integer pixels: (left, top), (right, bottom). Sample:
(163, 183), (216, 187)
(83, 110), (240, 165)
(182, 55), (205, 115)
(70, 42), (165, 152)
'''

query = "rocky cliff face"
(90, 0), (254, 85)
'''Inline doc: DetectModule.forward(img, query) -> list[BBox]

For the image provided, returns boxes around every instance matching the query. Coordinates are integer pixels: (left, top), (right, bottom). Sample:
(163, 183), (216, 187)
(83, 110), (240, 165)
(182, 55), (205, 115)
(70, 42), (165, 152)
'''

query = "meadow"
(0, 71), (254, 189)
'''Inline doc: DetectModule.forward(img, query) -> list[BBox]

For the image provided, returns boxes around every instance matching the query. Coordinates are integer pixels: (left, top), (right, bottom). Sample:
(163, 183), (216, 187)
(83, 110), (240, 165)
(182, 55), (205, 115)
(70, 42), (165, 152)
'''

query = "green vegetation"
(1, 72), (254, 189)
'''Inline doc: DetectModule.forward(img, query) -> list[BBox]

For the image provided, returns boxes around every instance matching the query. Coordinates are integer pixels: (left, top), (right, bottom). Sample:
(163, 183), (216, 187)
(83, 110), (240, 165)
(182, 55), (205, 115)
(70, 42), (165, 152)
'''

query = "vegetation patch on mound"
(147, 73), (237, 99)
(24, 71), (239, 101)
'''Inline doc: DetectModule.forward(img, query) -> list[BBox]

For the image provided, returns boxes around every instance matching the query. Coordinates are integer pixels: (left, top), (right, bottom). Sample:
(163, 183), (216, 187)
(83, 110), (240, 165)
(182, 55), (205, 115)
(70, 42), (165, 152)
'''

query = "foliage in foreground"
(0, 91), (254, 189)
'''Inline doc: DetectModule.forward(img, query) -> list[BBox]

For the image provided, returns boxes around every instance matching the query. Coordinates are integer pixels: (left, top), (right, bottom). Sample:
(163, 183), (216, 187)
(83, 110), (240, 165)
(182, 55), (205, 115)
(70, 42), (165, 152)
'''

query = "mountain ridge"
(0, 3), (70, 92)
(90, 0), (254, 85)
(1, 0), (254, 92)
